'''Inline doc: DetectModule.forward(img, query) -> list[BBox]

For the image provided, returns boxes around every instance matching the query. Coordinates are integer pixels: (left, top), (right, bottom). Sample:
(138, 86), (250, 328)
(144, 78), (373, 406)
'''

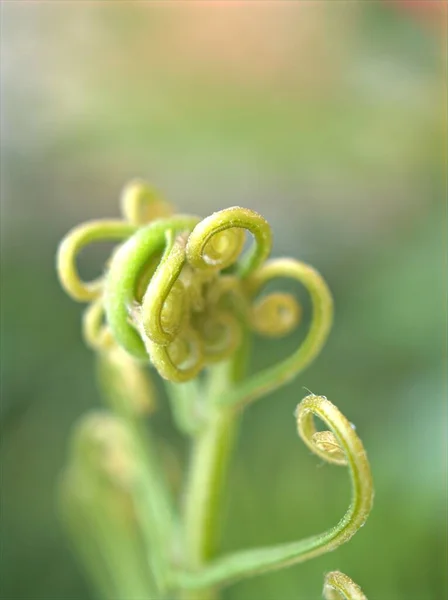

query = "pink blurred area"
(390, 0), (447, 17)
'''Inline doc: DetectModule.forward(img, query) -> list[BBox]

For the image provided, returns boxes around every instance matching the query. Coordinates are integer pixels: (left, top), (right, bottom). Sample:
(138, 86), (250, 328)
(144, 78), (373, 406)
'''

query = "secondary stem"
(96, 350), (176, 596)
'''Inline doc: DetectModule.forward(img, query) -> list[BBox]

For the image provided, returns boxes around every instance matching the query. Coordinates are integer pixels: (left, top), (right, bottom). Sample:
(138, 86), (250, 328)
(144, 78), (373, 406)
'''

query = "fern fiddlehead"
(56, 181), (373, 600)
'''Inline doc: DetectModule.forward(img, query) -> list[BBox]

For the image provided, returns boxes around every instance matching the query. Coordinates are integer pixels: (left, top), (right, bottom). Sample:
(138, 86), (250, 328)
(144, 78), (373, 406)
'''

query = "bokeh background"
(1, 2), (446, 599)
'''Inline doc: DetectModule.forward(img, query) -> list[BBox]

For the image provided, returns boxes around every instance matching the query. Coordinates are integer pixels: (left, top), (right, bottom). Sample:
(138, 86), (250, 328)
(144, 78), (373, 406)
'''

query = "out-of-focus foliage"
(1, 2), (445, 599)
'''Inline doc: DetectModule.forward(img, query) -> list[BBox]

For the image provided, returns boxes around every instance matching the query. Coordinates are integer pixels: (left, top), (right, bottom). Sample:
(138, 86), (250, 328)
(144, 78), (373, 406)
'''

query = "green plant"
(56, 181), (373, 600)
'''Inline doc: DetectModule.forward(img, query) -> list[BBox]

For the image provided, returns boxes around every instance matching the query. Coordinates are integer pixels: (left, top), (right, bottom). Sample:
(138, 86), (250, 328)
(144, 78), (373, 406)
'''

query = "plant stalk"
(184, 405), (237, 567)
(183, 335), (250, 600)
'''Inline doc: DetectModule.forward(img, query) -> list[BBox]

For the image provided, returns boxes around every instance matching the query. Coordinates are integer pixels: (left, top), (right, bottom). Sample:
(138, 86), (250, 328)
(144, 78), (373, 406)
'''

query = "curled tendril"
(82, 297), (114, 351)
(120, 179), (173, 225)
(186, 206), (272, 276)
(140, 231), (190, 346)
(195, 310), (243, 363)
(102, 205), (277, 382)
(175, 395), (373, 591)
(57, 181), (332, 386)
(323, 571), (367, 600)
(145, 325), (205, 383)
(251, 291), (302, 338)
(217, 259), (333, 409)
(57, 220), (136, 302)
(56, 179), (174, 303)
(103, 216), (200, 361)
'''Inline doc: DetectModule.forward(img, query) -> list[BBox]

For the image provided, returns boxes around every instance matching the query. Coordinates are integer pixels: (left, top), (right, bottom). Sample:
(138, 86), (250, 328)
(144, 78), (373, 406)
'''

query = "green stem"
(184, 405), (237, 567)
(164, 379), (205, 436)
(183, 337), (250, 600)
(183, 406), (237, 600)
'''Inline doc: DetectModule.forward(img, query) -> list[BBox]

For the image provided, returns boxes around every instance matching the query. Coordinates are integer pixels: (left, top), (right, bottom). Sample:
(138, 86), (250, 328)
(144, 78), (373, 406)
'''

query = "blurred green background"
(1, 2), (445, 599)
